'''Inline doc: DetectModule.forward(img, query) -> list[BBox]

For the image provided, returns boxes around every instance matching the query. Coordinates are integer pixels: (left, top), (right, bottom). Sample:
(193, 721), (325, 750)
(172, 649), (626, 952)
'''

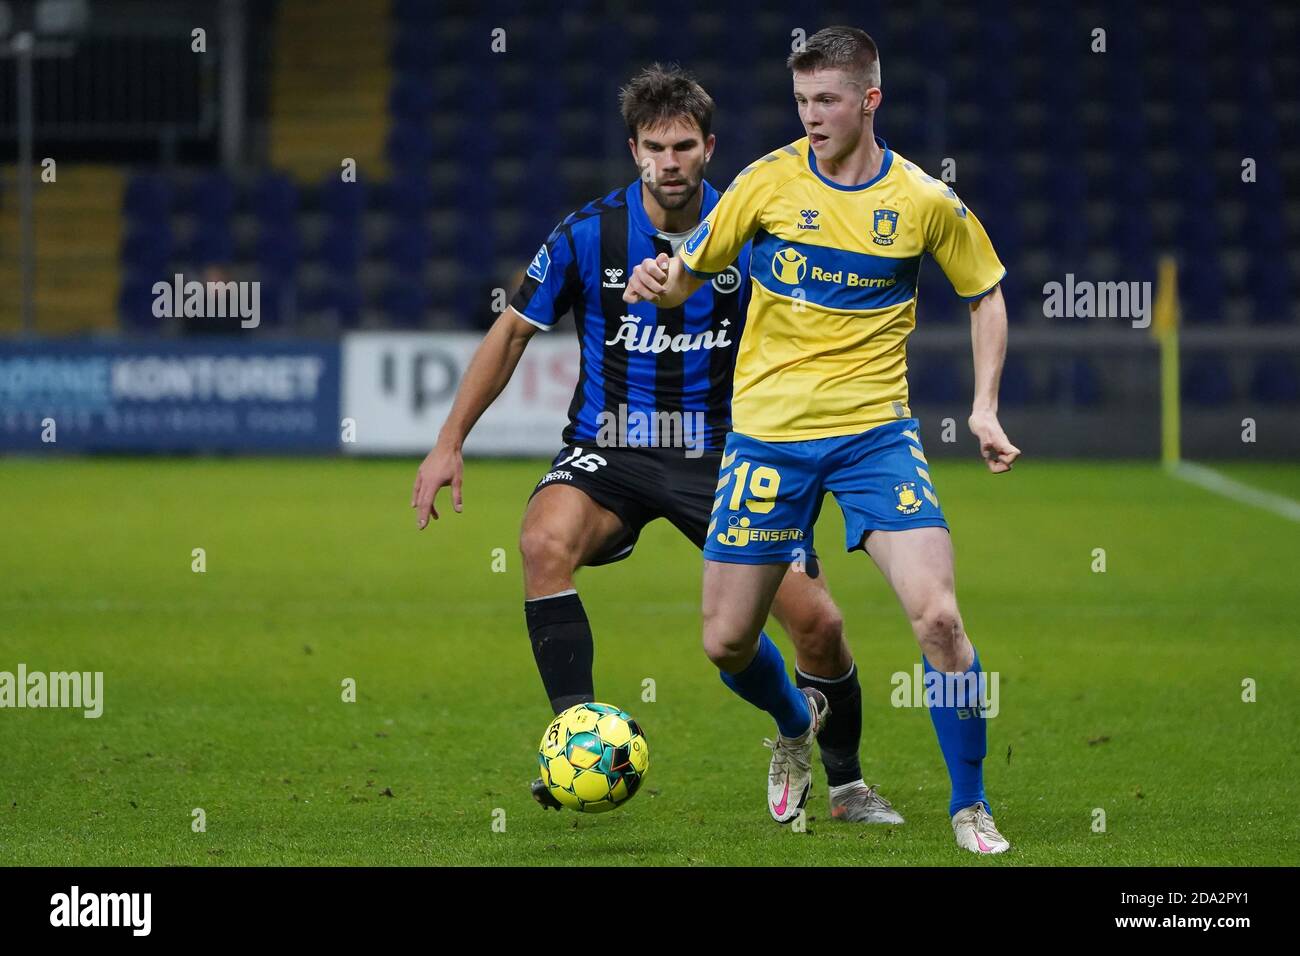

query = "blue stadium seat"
(1108, 104), (1147, 155)
(1114, 213), (1154, 277)
(917, 261), (962, 324)
(1182, 355), (1235, 405)
(997, 355), (1034, 406)
(909, 357), (964, 404)
(256, 225), (301, 280)
(185, 170), (236, 224)
(189, 223), (235, 267)
(390, 73), (436, 121)
(123, 172), (172, 223)
(380, 279), (431, 327)
(1179, 260), (1226, 324)
(302, 279), (362, 328)
(1179, 166), (1217, 213)
(1250, 356), (1300, 403)
(1247, 259), (1292, 323)
(121, 222), (173, 278)
(118, 275), (164, 334)
(380, 219), (432, 277)
(1236, 108), (1279, 154)
(392, 0), (438, 24)
(254, 279), (290, 328)
(382, 172), (433, 215)
(994, 273), (1023, 322)
(1242, 206), (1285, 256)
(1045, 169), (1088, 263)
(252, 172), (298, 228)
(318, 172), (368, 223)
(390, 32), (437, 72)
(1048, 357), (1104, 407)
(313, 220), (363, 275)
(983, 204), (1022, 264)
(386, 121), (435, 174)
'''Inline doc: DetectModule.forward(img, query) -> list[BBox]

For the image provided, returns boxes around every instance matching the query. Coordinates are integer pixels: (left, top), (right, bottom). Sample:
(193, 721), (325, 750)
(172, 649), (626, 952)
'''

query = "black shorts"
(529, 443), (819, 572)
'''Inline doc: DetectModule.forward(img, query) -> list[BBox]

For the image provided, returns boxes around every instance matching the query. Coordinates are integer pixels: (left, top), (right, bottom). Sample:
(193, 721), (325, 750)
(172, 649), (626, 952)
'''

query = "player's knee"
(518, 525), (577, 579)
(787, 604), (844, 667)
(913, 600), (963, 656)
(701, 615), (752, 670)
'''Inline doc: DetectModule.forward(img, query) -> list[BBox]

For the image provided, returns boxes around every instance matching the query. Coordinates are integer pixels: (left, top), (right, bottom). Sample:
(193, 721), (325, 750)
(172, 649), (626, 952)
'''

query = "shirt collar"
(625, 178), (721, 237)
(807, 135), (893, 191)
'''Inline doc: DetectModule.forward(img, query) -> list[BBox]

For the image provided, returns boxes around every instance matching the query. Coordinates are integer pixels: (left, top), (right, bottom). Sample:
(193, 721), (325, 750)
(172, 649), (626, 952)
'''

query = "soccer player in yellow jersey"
(624, 27), (1019, 853)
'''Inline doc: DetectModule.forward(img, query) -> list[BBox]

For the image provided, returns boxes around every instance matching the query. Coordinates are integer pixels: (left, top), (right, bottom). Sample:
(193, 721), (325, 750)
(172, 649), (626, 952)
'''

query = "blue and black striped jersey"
(510, 180), (751, 453)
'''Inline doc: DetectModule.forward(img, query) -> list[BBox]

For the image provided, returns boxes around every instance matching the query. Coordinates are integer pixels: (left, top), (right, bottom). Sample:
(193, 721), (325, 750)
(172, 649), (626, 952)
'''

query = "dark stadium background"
(1, 0), (1296, 458)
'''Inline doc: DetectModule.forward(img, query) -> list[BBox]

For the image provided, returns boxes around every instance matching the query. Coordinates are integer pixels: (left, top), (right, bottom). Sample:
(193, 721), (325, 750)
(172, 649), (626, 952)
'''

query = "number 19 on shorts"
(709, 459), (803, 550)
(724, 461), (781, 514)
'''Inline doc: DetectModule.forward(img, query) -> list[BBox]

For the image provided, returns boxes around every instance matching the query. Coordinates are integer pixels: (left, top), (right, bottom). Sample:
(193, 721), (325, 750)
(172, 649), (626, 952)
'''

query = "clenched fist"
(623, 252), (672, 304)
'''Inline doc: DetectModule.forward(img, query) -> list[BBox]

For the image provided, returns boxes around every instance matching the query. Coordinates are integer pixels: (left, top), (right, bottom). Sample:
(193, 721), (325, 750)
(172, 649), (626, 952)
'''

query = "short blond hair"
(787, 26), (881, 91)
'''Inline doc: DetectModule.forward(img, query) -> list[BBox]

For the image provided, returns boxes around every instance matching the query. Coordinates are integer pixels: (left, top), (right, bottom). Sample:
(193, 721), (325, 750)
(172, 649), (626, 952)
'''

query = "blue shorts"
(702, 419), (948, 565)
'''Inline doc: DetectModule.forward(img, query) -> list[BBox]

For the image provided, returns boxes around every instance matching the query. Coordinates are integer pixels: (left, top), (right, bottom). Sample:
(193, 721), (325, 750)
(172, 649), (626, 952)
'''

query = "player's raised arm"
(411, 306), (538, 528)
(967, 285), (1021, 473)
(626, 155), (769, 309)
(622, 251), (703, 308)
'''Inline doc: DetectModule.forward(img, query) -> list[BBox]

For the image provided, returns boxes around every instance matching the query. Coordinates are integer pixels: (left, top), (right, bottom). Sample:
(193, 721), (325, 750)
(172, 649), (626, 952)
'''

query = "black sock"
(525, 591), (595, 715)
(796, 663), (863, 787)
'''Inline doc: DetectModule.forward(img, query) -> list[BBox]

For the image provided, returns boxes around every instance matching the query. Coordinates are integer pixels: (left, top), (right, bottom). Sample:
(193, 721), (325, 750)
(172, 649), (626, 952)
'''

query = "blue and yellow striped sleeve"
(680, 164), (768, 279)
(925, 190), (1006, 301)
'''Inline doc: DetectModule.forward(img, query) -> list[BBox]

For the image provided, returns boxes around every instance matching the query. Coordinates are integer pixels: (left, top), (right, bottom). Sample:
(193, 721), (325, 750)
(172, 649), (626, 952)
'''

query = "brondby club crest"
(872, 208), (900, 246)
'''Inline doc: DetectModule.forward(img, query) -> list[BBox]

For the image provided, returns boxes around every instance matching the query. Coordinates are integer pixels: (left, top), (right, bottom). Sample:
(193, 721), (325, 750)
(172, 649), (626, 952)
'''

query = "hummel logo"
(602, 267), (625, 288)
(798, 209), (820, 231)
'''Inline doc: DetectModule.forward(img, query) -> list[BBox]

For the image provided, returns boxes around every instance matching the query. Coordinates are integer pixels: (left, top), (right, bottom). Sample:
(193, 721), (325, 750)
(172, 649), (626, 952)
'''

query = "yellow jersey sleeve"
(924, 189), (1006, 300)
(680, 161), (772, 278)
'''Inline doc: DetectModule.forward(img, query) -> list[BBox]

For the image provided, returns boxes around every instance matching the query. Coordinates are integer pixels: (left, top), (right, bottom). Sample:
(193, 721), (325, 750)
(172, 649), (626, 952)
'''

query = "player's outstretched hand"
(968, 409), (1021, 474)
(411, 443), (463, 528)
(623, 252), (671, 304)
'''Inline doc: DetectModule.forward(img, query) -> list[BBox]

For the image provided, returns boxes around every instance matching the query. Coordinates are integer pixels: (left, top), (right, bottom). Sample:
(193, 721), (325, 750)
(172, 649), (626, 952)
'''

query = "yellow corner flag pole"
(1152, 255), (1181, 470)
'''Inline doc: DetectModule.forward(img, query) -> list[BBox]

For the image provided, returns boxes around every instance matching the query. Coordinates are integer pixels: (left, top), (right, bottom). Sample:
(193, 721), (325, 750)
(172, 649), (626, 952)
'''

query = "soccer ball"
(537, 702), (649, 813)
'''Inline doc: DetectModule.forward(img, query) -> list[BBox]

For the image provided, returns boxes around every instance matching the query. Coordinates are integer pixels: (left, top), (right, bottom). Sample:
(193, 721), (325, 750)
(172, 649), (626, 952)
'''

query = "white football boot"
(829, 781), (905, 824)
(763, 688), (829, 824)
(951, 802), (1011, 854)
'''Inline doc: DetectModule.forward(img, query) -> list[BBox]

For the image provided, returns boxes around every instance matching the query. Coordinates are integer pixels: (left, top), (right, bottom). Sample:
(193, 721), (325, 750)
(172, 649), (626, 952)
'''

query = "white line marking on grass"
(1172, 462), (1300, 524)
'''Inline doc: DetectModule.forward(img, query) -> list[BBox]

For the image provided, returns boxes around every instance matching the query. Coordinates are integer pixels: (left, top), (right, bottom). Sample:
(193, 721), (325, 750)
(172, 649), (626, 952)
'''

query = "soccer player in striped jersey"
(413, 64), (901, 825)
(624, 30), (1019, 853)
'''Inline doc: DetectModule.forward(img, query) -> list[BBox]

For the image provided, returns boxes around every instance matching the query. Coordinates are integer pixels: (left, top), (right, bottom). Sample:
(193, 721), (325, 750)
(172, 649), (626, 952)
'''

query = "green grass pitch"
(1, 457), (1296, 866)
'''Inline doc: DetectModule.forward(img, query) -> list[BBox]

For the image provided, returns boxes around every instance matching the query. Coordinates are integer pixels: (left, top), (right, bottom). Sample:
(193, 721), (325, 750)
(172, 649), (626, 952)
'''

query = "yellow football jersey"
(680, 136), (1005, 441)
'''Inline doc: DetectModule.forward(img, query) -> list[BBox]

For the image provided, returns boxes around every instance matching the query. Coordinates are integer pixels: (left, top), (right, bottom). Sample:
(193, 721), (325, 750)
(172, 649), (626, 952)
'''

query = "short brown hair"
(787, 26), (881, 90)
(619, 63), (714, 140)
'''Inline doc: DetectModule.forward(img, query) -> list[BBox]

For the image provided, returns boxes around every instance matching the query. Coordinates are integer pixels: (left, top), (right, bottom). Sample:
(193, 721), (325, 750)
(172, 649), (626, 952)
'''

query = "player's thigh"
(824, 419), (948, 554)
(701, 558), (789, 649)
(520, 483), (628, 570)
(701, 432), (823, 650)
(770, 565), (842, 642)
(703, 432), (822, 564)
(659, 449), (723, 549)
(863, 526), (957, 621)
